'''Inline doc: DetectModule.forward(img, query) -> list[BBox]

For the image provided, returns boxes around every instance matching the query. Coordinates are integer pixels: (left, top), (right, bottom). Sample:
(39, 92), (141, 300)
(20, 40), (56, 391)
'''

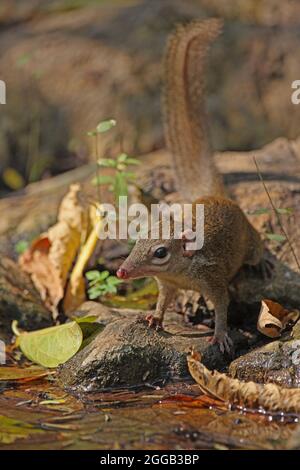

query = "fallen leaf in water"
(0, 415), (44, 444)
(40, 421), (80, 431)
(39, 399), (67, 406)
(159, 393), (224, 410)
(19, 322), (83, 368)
(257, 299), (300, 338)
(187, 351), (300, 414)
(0, 366), (51, 382)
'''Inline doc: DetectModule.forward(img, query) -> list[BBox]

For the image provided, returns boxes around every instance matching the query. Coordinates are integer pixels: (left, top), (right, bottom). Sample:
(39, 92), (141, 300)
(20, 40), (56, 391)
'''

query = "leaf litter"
(187, 350), (300, 415)
(257, 299), (299, 338)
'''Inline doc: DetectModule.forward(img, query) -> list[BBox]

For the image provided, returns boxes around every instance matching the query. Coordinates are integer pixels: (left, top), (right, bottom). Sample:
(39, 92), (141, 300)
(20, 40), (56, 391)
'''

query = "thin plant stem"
(253, 156), (300, 272)
(95, 134), (101, 205)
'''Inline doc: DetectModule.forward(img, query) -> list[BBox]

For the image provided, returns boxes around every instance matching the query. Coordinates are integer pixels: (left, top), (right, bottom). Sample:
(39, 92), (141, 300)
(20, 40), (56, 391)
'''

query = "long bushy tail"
(162, 18), (225, 201)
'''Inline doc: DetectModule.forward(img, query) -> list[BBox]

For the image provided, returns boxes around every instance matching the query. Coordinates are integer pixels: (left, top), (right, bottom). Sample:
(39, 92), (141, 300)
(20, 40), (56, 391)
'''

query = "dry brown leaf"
(19, 184), (89, 318)
(48, 183), (89, 287)
(257, 299), (300, 338)
(19, 235), (63, 317)
(187, 351), (300, 414)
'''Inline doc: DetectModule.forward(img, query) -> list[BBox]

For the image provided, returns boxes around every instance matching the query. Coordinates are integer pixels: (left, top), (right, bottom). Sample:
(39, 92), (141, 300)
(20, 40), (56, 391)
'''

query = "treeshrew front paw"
(146, 314), (163, 331)
(208, 331), (233, 355)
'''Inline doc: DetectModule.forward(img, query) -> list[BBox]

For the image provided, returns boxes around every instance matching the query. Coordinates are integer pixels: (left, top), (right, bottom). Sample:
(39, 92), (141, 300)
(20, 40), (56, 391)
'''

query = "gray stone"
(229, 322), (300, 388)
(58, 309), (247, 392)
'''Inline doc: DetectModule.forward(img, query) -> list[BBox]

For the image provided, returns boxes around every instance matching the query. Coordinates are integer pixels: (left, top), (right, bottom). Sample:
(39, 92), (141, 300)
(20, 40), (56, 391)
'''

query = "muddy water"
(0, 376), (296, 450)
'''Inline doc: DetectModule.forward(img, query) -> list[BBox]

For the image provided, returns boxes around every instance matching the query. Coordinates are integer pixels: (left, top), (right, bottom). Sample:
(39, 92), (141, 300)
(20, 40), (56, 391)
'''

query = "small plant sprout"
(95, 152), (140, 201)
(253, 156), (300, 271)
(247, 207), (294, 216)
(87, 119), (117, 202)
(15, 240), (29, 255)
(86, 270), (123, 300)
(87, 119), (140, 203)
(86, 120), (139, 300)
(87, 119), (117, 138)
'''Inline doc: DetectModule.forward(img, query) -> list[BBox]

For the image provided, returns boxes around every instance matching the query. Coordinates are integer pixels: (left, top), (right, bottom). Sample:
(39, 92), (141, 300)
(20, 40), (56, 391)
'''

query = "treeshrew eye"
(153, 247), (168, 258)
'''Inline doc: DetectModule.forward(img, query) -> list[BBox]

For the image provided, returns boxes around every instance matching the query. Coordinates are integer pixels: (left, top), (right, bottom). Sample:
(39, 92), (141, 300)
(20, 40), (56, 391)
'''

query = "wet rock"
(58, 308), (246, 392)
(0, 256), (52, 341)
(229, 322), (300, 388)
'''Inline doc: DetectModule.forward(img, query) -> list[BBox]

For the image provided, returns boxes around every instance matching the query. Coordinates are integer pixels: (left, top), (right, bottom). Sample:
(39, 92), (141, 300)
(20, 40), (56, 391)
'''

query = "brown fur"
(118, 20), (264, 352)
(162, 18), (225, 201)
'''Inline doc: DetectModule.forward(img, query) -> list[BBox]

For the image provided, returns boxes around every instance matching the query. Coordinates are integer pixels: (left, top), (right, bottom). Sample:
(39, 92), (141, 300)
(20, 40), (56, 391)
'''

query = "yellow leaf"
(19, 322), (83, 368)
(0, 415), (43, 444)
(2, 167), (25, 190)
(0, 366), (51, 382)
(63, 205), (103, 315)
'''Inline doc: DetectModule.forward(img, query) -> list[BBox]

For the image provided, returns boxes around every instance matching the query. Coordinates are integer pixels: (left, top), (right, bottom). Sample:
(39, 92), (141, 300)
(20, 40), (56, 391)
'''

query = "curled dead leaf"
(19, 184), (89, 318)
(187, 351), (300, 414)
(48, 183), (89, 286)
(257, 299), (300, 338)
(19, 235), (63, 318)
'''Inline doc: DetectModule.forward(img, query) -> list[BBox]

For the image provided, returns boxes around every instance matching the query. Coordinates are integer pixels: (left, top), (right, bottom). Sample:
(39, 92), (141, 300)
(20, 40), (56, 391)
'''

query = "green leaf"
(276, 208), (293, 215)
(106, 276), (122, 286)
(19, 322), (83, 368)
(87, 286), (104, 299)
(103, 279), (158, 310)
(74, 315), (98, 324)
(125, 158), (140, 165)
(87, 130), (97, 137)
(2, 167), (25, 190)
(249, 207), (293, 216)
(80, 322), (104, 343)
(85, 270), (101, 281)
(117, 153), (128, 163)
(98, 158), (117, 168)
(72, 316), (103, 342)
(0, 415), (44, 444)
(15, 240), (29, 255)
(116, 163), (126, 171)
(266, 233), (286, 242)
(92, 175), (114, 186)
(105, 285), (118, 294)
(96, 119), (116, 133)
(98, 270), (110, 281)
(249, 208), (270, 215)
(88, 279), (101, 288)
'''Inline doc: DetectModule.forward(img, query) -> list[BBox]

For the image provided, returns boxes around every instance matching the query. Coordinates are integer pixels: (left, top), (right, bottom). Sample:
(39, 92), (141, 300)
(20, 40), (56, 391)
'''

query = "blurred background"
(0, 0), (300, 196)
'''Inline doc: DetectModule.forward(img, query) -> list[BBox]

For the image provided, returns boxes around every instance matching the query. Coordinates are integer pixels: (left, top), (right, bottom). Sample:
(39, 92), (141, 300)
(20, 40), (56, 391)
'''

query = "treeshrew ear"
(180, 229), (196, 257)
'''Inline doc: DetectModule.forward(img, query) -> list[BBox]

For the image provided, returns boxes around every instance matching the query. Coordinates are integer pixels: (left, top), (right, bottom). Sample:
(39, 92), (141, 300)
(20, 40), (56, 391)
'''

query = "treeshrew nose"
(117, 268), (129, 279)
